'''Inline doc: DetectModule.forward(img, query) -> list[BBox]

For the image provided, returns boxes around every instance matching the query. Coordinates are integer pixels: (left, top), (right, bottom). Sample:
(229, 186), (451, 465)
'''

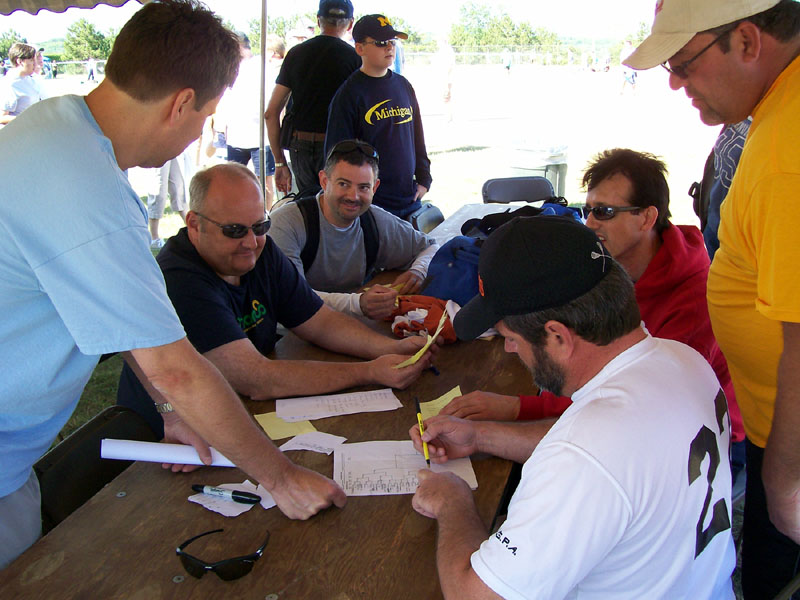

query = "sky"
(0, 0), (656, 44)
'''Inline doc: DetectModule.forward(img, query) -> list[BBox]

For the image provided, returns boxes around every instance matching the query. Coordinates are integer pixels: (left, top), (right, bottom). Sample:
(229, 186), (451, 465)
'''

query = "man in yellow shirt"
(625, 0), (800, 596)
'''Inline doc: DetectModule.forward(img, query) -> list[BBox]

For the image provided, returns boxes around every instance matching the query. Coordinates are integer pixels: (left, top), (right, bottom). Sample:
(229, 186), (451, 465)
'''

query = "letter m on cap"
(378, 16), (391, 27)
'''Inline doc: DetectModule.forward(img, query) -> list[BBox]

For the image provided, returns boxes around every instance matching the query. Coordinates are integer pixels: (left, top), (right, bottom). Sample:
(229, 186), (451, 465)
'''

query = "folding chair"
(408, 202), (445, 234)
(34, 405), (157, 534)
(482, 176), (555, 204)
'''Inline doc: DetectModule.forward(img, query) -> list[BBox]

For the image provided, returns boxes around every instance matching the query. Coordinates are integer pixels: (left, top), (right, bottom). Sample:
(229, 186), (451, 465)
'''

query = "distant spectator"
(325, 14), (432, 219)
(85, 56), (96, 82)
(216, 33), (276, 207)
(265, 0), (360, 194)
(1, 43), (43, 125)
(147, 156), (188, 249)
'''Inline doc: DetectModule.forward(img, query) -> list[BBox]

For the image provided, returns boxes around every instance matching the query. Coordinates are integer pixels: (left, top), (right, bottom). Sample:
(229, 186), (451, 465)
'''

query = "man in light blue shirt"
(0, 0), (345, 571)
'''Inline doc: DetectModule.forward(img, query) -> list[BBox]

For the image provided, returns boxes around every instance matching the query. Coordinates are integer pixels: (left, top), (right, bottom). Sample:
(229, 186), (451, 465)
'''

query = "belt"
(292, 130), (326, 142)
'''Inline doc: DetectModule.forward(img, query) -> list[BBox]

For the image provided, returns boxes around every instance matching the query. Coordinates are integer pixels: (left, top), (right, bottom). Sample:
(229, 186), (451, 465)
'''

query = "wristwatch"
(154, 402), (174, 414)
(274, 162), (287, 168)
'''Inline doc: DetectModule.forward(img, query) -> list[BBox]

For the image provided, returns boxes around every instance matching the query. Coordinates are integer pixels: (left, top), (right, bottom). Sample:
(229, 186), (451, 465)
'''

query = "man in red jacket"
(442, 148), (744, 448)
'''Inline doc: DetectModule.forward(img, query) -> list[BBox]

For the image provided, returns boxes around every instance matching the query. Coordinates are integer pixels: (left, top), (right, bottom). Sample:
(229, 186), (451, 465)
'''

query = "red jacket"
(518, 224), (744, 442)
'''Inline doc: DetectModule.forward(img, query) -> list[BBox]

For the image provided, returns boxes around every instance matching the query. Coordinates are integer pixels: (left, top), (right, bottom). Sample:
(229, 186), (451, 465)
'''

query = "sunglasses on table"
(194, 212), (270, 238)
(176, 528), (270, 581)
(660, 26), (736, 79)
(581, 205), (641, 220)
(361, 39), (397, 48)
(326, 140), (380, 162)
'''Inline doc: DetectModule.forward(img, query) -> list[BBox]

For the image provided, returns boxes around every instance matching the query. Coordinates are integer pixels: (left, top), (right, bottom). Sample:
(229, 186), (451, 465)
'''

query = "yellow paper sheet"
(255, 412), (317, 440)
(394, 310), (448, 369)
(420, 386), (462, 421)
(362, 283), (404, 292)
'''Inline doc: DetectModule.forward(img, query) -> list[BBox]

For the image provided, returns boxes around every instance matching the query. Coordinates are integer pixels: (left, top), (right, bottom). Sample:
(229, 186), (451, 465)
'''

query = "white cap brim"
(624, 31), (695, 70)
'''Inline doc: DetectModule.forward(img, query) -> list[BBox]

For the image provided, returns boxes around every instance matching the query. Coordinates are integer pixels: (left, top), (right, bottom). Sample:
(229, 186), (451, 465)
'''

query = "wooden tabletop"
(1, 328), (534, 599)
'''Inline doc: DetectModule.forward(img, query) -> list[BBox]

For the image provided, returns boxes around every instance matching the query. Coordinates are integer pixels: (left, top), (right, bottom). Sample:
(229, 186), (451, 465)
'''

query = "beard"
(530, 343), (566, 397)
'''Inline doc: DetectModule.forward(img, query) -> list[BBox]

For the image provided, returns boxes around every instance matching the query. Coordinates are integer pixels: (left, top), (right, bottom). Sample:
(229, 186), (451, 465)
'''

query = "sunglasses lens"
(221, 224), (248, 239)
(251, 220), (271, 236)
(179, 555), (208, 579)
(214, 559), (255, 581)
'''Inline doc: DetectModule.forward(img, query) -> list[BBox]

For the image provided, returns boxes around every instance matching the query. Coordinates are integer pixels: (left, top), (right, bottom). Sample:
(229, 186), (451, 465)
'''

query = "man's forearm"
(293, 305), (396, 360)
(129, 340), (292, 489)
(408, 243), (438, 279)
(315, 289), (364, 317)
(435, 496), (494, 600)
(474, 419), (556, 463)
(265, 111), (285, 165)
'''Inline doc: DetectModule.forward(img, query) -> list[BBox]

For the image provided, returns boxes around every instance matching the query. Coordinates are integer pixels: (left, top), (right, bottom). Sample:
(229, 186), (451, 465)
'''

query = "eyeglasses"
(661, 26), (735, 79)
(176, 528), (270, 581)
(326, 140), (380, 162)
(361, 39), (397, 48)
(582, 205), (641, 220)
(194, 212), (270, 238)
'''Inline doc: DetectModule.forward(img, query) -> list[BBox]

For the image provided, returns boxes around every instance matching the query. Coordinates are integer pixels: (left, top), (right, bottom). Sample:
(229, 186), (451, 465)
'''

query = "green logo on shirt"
(238, 299), (267, 332)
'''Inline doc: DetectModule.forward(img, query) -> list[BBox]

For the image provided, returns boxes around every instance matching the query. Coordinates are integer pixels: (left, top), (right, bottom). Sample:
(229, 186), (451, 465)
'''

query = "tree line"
(1, 18), (113, 63)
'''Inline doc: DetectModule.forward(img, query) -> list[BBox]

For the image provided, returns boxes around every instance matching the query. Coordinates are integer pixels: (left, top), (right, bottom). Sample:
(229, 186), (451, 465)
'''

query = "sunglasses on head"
(176, 528), (270, 581)
(194, 212), (270, 238)
(362, 39), (397, 48)
(582, 205), (641, 220)
(326, 140), (380, 162)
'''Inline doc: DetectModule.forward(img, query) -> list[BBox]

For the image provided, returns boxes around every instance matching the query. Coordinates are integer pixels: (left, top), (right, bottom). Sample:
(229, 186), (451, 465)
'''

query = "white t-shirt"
(1, 73), (43, 116)
(471, 334), (735, 599)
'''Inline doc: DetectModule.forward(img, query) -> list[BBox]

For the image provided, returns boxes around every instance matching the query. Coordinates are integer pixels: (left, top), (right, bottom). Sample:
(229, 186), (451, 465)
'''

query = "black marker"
(191, 485), (261, 504)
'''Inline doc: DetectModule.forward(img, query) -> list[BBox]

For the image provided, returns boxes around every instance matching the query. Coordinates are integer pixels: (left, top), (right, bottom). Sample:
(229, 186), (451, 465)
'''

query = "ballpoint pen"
(414, 396), (431, 468)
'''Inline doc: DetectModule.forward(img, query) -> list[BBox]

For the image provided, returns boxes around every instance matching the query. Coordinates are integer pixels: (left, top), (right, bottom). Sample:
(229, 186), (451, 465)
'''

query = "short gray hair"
(189, 162), (259, 213)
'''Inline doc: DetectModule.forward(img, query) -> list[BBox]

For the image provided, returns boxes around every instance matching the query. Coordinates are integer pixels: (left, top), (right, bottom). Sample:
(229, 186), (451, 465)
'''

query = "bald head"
(189, 162), (261, 214)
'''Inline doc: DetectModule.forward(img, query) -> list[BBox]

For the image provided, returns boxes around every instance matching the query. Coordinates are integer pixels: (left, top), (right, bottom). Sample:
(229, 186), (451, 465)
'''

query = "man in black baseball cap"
(352, 13), (408, 43)
(324, 14), (431, 220)
(409, 216), (736, 597)
(317, 0), (354, 19)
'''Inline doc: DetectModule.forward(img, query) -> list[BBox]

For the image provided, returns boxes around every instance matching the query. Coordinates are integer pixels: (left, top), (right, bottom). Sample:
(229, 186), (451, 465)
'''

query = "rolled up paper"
(101, 439), (235, 467)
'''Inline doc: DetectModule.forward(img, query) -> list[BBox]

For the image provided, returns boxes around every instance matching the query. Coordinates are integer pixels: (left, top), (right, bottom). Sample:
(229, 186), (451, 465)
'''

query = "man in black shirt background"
(265, 0), (360, 193)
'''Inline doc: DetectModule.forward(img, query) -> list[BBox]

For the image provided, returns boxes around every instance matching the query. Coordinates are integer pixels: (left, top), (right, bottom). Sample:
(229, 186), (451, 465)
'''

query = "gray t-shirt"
(269, 196), (435, 292)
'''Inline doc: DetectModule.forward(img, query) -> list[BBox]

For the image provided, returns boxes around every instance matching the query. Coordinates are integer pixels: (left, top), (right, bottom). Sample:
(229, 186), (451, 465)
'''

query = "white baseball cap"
(624, 0), (781, 70)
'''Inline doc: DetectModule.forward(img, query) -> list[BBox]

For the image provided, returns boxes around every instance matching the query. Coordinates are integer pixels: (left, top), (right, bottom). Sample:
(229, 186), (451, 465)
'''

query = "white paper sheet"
(333, 440), (478, 496)
(101, 439), (235, 467)
(276, 388), (402, 422)
(279, 432), (347, 455)
(188, 480), (276, 516)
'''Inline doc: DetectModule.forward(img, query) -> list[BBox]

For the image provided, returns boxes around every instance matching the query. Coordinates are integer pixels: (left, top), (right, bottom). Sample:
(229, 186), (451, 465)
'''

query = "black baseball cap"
(353, 14), (408, 43)
(318, 0), (354, 19)
(454, 216), (612, 341)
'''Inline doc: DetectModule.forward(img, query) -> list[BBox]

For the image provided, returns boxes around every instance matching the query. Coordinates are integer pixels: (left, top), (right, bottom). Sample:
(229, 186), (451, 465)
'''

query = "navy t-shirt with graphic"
(116, 228), (323, 437)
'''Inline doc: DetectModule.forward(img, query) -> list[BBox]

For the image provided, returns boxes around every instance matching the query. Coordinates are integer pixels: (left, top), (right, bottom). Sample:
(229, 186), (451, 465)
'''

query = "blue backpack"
(420, 236), (482, 307)
(421, 202), (583, 305)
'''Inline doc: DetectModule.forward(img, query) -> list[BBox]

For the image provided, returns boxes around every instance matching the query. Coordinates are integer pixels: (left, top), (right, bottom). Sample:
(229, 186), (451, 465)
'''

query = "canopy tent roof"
(0, 0), (138, 16)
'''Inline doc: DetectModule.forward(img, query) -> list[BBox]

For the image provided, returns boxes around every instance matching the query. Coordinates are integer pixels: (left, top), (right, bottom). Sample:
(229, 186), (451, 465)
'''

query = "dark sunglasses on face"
(176, 528), (270, 581)
(660, 26), (735, 79)
(194, 212), (270, 238)
(362, 39), (397, 48)
(326, 140), (380, 162)
(582, 205), (641, 221)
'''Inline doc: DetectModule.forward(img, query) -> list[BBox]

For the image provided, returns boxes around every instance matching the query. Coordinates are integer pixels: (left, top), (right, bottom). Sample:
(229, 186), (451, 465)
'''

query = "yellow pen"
(414, 396), (431, 467)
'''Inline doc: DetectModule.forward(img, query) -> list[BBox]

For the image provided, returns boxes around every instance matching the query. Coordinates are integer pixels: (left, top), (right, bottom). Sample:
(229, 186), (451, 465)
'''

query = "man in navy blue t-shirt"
(118, 162), (432, 437)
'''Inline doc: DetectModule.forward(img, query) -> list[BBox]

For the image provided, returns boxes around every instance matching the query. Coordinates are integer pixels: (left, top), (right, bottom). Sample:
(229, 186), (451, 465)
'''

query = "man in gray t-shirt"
(269, 139), (438, 320)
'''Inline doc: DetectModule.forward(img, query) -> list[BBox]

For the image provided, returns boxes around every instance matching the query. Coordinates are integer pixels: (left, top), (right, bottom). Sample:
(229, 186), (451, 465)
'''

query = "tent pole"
(258, 0), (268, 208)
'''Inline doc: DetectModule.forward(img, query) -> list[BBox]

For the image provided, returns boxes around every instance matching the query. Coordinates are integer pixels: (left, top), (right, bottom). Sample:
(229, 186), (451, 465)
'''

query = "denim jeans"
(289, 138), (326, 193)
